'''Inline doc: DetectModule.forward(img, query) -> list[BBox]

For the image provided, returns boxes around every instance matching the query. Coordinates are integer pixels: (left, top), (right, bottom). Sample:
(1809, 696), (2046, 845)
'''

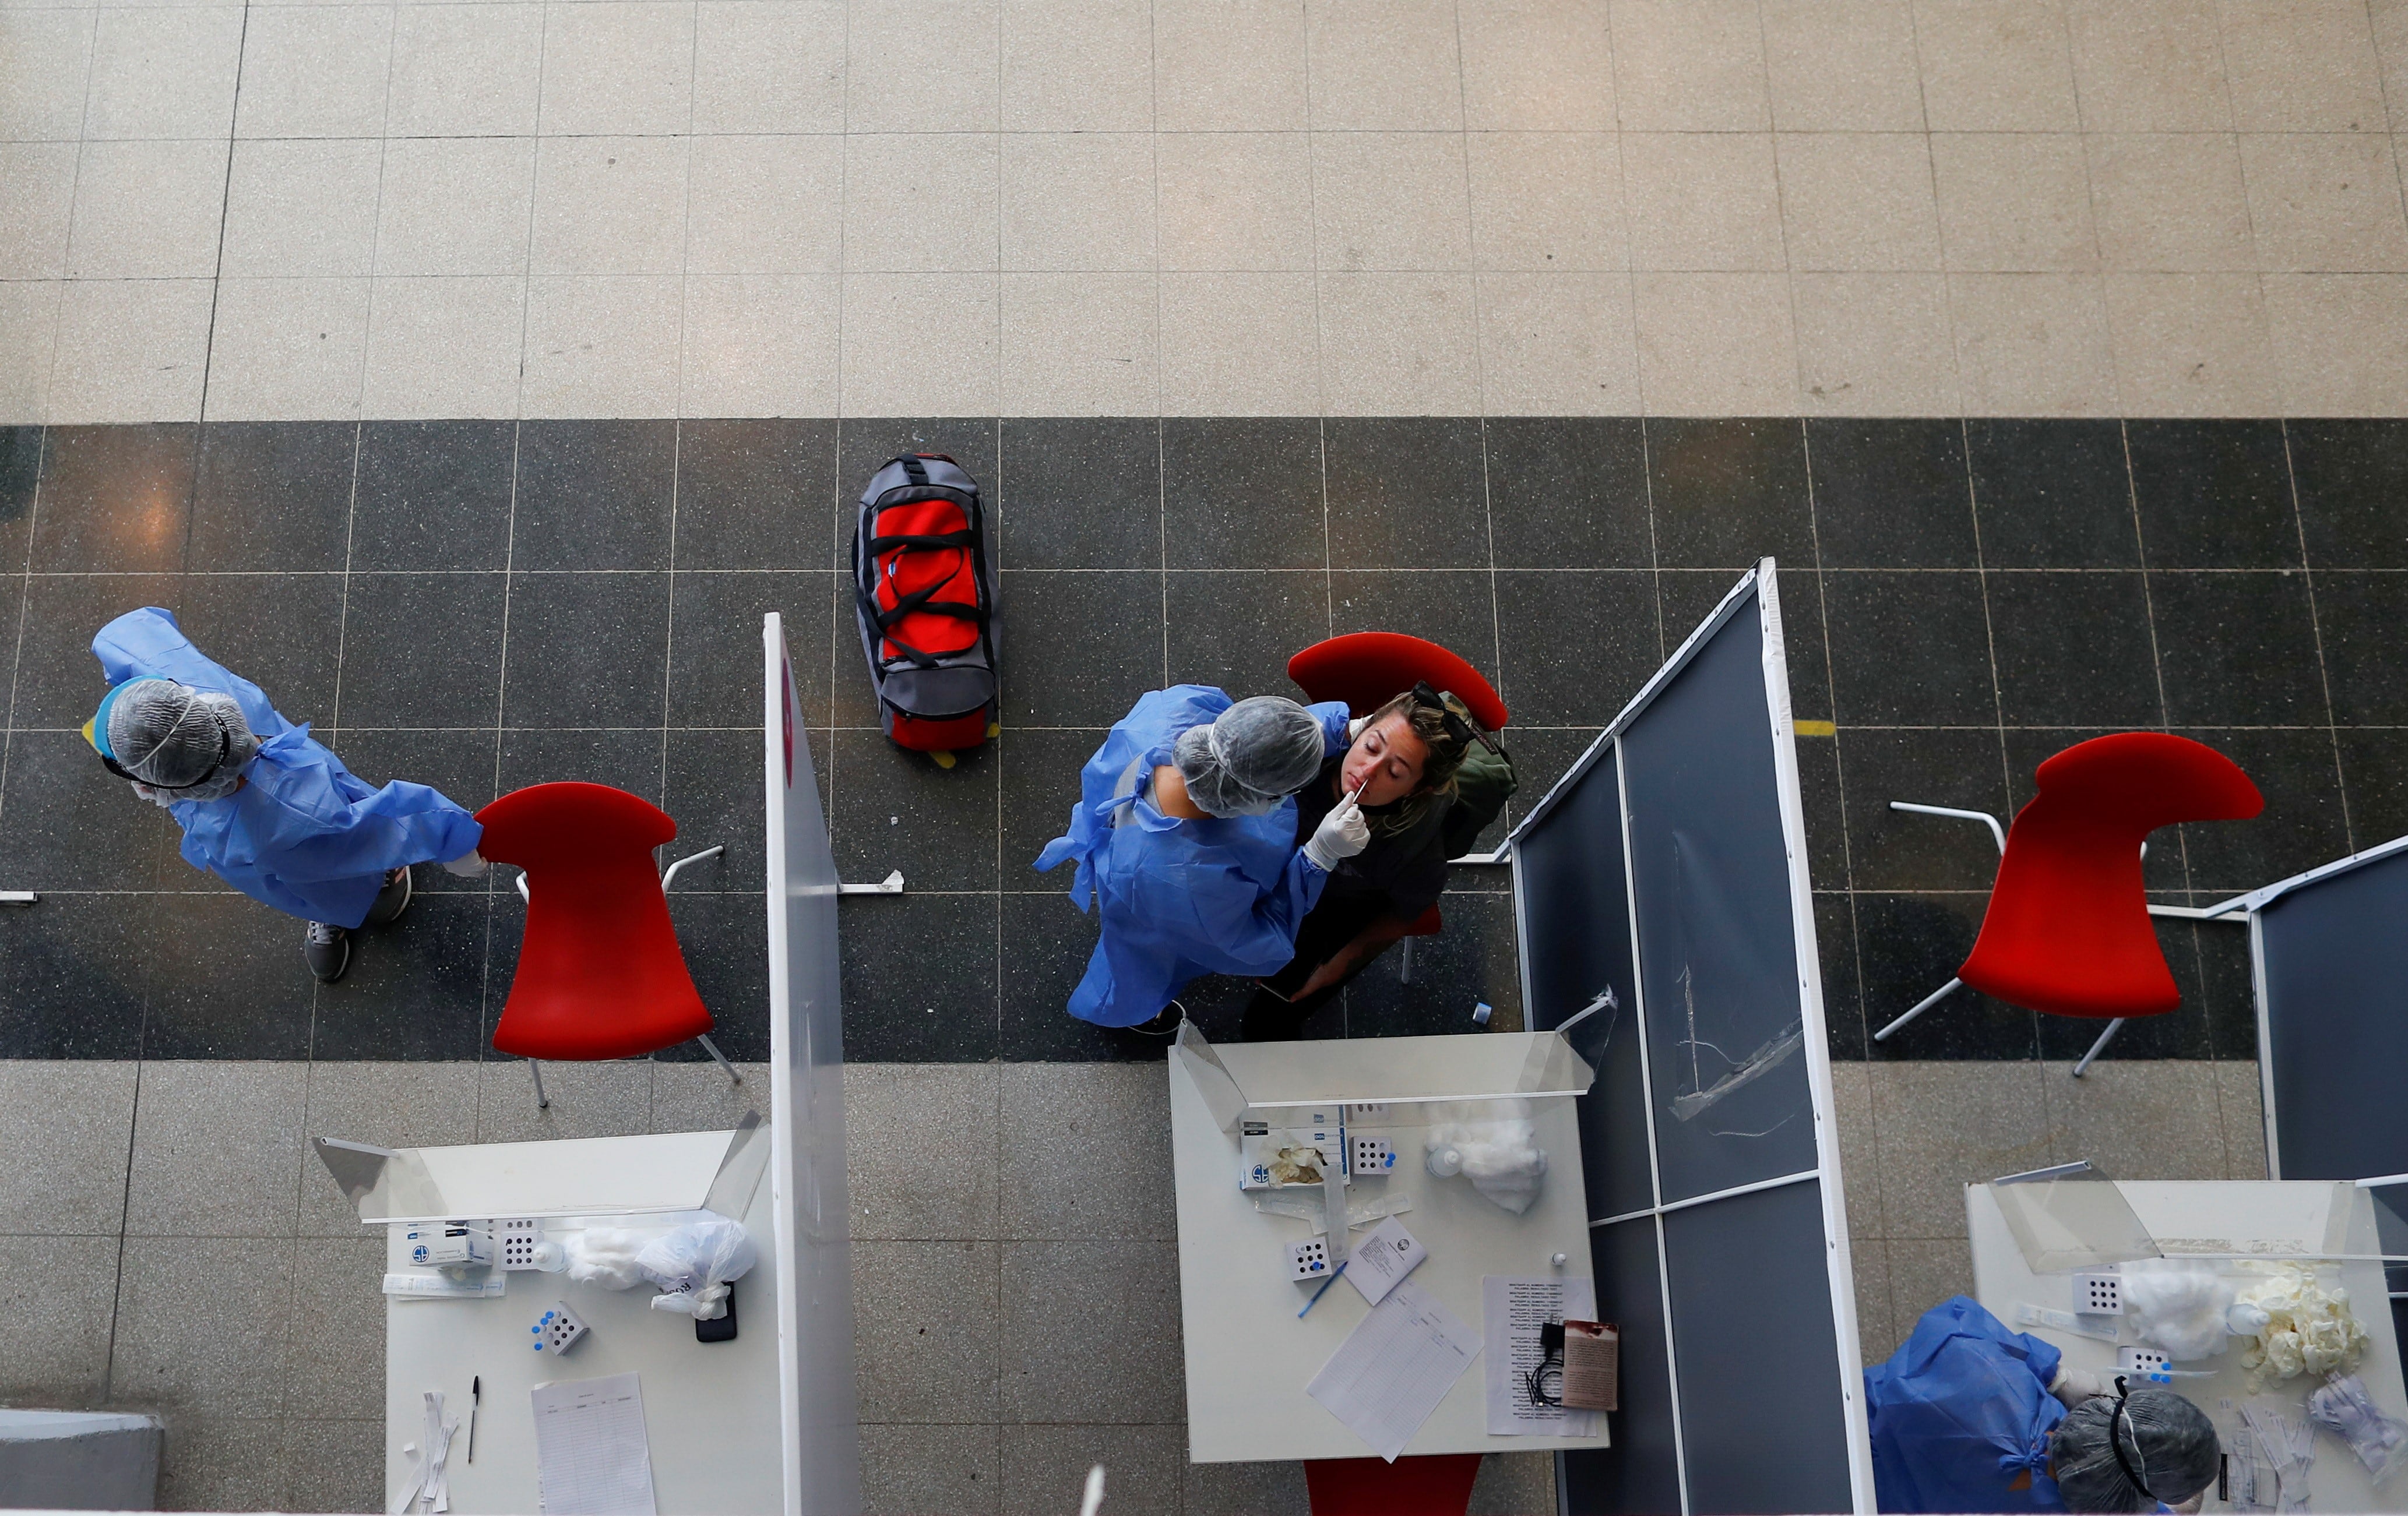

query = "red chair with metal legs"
(1304, 1453), (1483, 1516)
(1285, 632), (1512, 983)
(1875, 732), (2262, 1074)
(477, 782), (738, 1108)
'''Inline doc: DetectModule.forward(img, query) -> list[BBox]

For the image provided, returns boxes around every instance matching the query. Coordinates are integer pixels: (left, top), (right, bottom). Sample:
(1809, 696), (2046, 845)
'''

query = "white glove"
(2048, 1365), (2107, 1406)
(130, 781), (178, 808)
(442, 849), (489, 877)
(1302, 793), (1370, 872)
(1346, 715), (1367, 742)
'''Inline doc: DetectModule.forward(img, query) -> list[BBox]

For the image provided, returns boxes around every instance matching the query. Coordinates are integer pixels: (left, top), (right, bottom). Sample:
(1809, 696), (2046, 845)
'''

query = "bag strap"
(864, 530), (977, 554)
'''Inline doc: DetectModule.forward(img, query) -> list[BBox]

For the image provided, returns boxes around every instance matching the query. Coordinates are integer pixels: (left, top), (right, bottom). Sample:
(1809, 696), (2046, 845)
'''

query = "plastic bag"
(2308, 1374), (2408, 1483)
(636, 1218), (758, 1321)
(1424, 1100), (1548, 1216)
(2122, 1260), (2236, 1361)
(561, 1226), (654, 1291)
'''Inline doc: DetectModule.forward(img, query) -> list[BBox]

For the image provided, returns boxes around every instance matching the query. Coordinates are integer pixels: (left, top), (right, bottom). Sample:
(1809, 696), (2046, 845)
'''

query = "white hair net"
(2052, 1388), (2220, 1514)
(105, 679), (258, 801)
(1171, 697), (1326, 817)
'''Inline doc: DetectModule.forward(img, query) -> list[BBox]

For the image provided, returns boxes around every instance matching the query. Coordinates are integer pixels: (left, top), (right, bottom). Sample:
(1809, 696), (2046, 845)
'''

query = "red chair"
(1304, 1454), (1483, 1516)
(478, 782), (736, 1108)
(1875, 733), (2262, 1074)
(1286, 633), (1511, 980)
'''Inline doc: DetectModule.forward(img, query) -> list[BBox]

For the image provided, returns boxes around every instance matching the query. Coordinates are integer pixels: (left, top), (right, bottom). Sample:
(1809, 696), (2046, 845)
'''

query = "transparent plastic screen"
(1990, 1160), (2163, 1272)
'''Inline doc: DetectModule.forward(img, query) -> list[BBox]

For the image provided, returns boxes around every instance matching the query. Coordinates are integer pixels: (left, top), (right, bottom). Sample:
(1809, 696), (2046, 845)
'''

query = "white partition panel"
(764, 612), (862, 1516)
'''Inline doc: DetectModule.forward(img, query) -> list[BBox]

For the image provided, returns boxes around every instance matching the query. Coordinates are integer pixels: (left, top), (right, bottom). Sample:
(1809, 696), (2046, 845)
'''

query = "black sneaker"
(1128, 1002), (1185, 1038)
(305, 921), (351, 983)
(366, 865), (413, 927)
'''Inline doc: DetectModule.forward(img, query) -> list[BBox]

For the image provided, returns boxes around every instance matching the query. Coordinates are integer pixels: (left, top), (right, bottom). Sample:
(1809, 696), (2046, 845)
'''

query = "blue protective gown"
(1866, 1296), (2069, 1513)
(92, 608), (483, 929)
(1032, 685), (1350, 1027)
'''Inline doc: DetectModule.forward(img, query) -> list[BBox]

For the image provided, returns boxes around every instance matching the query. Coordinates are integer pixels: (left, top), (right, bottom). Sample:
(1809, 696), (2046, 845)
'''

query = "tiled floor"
(9, 0), (2408, 421)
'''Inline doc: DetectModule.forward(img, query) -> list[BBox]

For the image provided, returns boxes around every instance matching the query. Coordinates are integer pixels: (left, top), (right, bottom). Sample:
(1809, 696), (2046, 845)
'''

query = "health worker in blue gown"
(87, 607), (488, 985)
(1034, 686), (1370, 1035)
(1866, 1296), (2220, 1514)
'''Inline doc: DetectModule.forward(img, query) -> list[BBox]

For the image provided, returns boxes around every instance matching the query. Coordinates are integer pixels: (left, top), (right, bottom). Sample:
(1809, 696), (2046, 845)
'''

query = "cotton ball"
(1424, 1099), (1548, 1216)
(2121, 1260), (2236, 1361)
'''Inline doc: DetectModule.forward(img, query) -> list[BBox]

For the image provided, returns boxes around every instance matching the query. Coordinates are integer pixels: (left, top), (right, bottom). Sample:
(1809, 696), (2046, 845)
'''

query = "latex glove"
(1346, 715), (1368, 742)
(2049, 1365), (2107, 1406)
(442, 849), (489, 877)
(130, 781), (178, 808)
(1302, 792), (1370, 872)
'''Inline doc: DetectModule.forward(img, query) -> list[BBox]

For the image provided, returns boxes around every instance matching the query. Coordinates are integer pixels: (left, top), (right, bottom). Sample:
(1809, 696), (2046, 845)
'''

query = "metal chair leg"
(660, 844), (726, 893)
(528, 1058), (549, 1109)
(1875, 976), (1963, 1042)
(1399, 937), (1414, 984)
(696, 1034), (742, 1086)
(2072, 1018), (2125, 1078)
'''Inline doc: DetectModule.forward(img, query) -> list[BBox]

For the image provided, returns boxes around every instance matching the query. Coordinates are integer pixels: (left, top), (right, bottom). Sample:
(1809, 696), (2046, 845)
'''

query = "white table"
(1168, 1034), (1613, 1464)
(381, 1135), (783, 1515)
(1967, 1180), (2408, 1514)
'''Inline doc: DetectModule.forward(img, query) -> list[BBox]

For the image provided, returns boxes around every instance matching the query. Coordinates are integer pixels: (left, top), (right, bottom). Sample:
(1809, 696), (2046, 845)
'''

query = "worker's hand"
(1302, 792), (1370, 872)
(442, 849), (490, 877)
(129, 781), (178, 808)
(1346, 715), (1367, 742)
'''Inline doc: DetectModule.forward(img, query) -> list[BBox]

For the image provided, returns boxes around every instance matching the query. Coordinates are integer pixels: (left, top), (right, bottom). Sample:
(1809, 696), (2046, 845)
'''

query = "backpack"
(850, 454), (999, 765)
(1439, 738), (1517, 858)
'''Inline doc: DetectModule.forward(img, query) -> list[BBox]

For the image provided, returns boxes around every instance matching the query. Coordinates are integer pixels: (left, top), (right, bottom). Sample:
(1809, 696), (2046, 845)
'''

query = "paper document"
(1307, 1280), (1481, 1461)
(1484, 1275), (1603, 1437)
(531, 1373), (658, 1516)
(1344, 1217), (1428, 1306)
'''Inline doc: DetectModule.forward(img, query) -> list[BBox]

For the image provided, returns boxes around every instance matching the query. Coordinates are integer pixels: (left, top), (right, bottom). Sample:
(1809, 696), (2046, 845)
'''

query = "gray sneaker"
(305, 921), (351, 983)
(366, 865), (413, 927)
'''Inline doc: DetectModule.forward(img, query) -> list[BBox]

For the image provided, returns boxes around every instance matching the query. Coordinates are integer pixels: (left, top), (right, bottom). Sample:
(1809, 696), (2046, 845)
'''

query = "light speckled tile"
(853, 1239), (1002, 1422)
(111, 1236), (297, 1416)
(2104, 270), (2279, 417)
(2039, 1057), (2227, 1177)
(1850, 1234), (1897, 1365)
(1611, 0), (1773, 131)
(1794, 270), (1960, 415)
(1469, 1450), (1558, 1514)
(0, 1233), (120, 1406)
(0, 1059), (137, 1234)
(126, 1061), (308, 1238)
(2215, 1059), (2269, 1178)
(1869, 1060), (2053, 1238)
(158, 1418), (287, 1514)
(1885, 1236), (1977, 1331)
(1186, 1455), (1310, 1516)
(2265, 273), (2408, 415)
(1633, 270), (1800, 414)
(1949, 271), (2119, 415)
(281, 1418), (382, 1515)
(300, 1062), (480, 1235)
(1000, 1238), (1181, 1423)
(283, 1235), (385, 1420)
(846, 1062), (1001, 1240)
(999, 1062), (1171, 1240)
(1763, 0), (1925, 131)
(999, 1424), (1183, 1516)
(860, 1422), (1001, 1516)
(650, 1059), (770, 1133)
(474, 1057), (652, 1141)
(1829, 1058), (1883, 1238)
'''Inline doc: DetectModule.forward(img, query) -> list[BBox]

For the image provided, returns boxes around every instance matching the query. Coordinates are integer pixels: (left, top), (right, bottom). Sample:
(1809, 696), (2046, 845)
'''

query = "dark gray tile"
(1164, 570), (1327, 697)
(1645, 417), (1812, 569)
(1495, 726), (1604, 833)
(998, 418), (1161, 569)
(661, 727), (764, 892)
(1797, 724), (1848, 889)
(512, 419), (677, 570)
(2128, 421), (2301, 570)
(1492, 570), (1660, 727)
(1816, 893), (1865, 1059)
(1484, 417), (1651, 569)
(1807, 419), (1978, 569)
(496, 727), (664, 801)
(1323, 418), (1489, 569)
(499, 572), (669, 728)
(0, 893), (149, 1057)
(2195, 907), (2258, 1059)
(146, 893), (316, 1057)
(2336, 727), (2408, 848)
(839, 892), (998, 1060)
(996, 570), (1161, 728)
(675, 418), (838, 570)
(1657, 566), (1832, 723)
(1836, 728), (2013, 891)
(1985, 572), (2160, 727)
(188, 422), (355, 572)
(1852, 892), (2041, 1060)
(2287, 419), (2408, 569)
(2309, 571), (2408, 725)
(2033, 911), (2213, 1060)
(2169, 728), (2350, 894)
(1342, 892), (1520, 1038)
(1966, 419), (2138, 569)
(30, 425), (194, 573)
(667, 890), (769, 1060)
(351, 421), (516, 572)
(2149, 570), (2323, 727)
(309, 891), (490, 1059)
(830, 727), (999, 891)
(0, 426), (39, 571)
(998, 891), (1167, 1062)
(12, 574), (182, 729)
(337, 572), (506, 728)
(175, 572), (347, 726)
(1161, 418), (1325, 570)
(329, 728), (498, 815)
(670, 569), (836, 727)
(1329, 569), (1499, 688)
(0, 729), (181, 890)
(1003, 727), (1104, 883)
(1822, 570), (1995, 725)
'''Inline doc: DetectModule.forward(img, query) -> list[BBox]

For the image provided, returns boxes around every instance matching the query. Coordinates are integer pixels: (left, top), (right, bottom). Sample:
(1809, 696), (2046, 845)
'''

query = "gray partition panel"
(1516, 742), (1653, 1222)
(1664, 1182), (1855, 1515)
(1618, 593), (1817, 1205)
(2258, 848), (2408, 1180)
(1559, 1217), (1681, 1516)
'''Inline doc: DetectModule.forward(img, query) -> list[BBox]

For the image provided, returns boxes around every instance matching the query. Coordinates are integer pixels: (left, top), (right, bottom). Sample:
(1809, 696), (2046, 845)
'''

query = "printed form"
(1306, 1280), (1481, 1461)
(1483, 1275), (1602, 1437)
(530, 1372), (658, 1516)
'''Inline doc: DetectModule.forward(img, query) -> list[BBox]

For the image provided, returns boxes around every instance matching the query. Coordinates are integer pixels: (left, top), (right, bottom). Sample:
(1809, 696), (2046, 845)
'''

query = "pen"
(1298, 1261), (1348, 1319)
(466, 1376), (480, 1464)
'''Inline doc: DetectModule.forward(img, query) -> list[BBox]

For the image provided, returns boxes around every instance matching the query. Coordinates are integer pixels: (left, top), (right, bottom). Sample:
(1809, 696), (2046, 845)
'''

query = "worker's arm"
(1283, 913), (1416, 1002)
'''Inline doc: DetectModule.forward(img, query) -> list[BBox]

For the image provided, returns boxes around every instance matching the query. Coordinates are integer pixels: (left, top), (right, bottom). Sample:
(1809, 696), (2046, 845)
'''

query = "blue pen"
(1298, 1261), (1349, 1318)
